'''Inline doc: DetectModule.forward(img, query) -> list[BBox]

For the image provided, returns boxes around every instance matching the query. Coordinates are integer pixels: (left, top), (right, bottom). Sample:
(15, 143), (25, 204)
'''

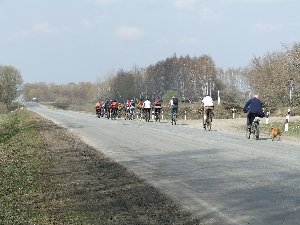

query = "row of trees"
(23, 54), (248, 105)
(246, 43), (300, 109)
(22, 43), (299, 111)
(0, 65), (23, 110)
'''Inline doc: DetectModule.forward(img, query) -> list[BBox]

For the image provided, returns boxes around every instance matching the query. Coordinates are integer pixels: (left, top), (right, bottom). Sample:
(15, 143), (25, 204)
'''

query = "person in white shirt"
(143, 98), (152, 122)
(202, 95), (214, 128)
(202, 95), (214, 107)
(169, 96), (178, 114)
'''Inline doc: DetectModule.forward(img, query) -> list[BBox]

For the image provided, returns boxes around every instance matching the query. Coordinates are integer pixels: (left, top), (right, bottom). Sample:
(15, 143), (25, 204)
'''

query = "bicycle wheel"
(207, 120), (211, 131)
(246, 126), (251, 139)
(254, 124), (259, 139)
(172, 113), (176, 125)
(207, 111), (212, 131)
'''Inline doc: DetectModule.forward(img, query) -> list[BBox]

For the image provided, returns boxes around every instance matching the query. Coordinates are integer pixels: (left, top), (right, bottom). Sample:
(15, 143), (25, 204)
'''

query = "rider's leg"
(247, 113), (255, 129)
(170, 107), (174, 123)
(203, 108), (208, 128)
(147, 108), (151, 121)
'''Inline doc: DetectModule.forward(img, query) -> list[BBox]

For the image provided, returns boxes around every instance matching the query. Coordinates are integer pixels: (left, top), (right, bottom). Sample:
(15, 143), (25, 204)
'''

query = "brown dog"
(269, 127), (282, 141)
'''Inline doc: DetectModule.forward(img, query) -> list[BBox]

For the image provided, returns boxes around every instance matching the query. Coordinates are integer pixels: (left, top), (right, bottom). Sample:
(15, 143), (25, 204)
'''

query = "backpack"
(172, 97), (178, 105)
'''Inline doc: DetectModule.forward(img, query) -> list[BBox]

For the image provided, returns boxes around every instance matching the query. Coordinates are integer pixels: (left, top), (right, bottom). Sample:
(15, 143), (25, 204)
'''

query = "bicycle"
(111, 108), (118, 120)
(171, 112), (177, 125)
(154, 108), (161, 123)
(96, 107), (101, 118)
(203, 107), (213, 131)
(246, 116), (260, 140)
(144, 108), (151, 122)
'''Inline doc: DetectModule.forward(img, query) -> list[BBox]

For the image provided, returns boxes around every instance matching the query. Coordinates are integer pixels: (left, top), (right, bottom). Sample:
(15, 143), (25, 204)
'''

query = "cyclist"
(143, 98), (151, 122)
(110, 99), (119, 119)
(154, 98), (162, 122)
(125, 99), (131, 119)
(169, 96), (178, 123)
(243, 94), (265, 131)
(202, 95), (214, 129)
(137, 99), (143, 119)
(95, 100), (101, 117)
(129, 99), (135, 119)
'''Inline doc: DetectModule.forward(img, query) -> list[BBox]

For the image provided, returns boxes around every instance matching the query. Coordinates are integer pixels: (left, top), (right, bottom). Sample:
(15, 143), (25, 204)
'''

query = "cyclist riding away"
(129, 99), (135, 119)
(95, 100), (101, 117)
(243, 94), (265, 131)
(154, 98), (162, 122)
(137, 99), (143, 119)
(202, 95), (214, 129)
(170, 96), (178, 124)
(125, 99), (131, 119)
(143, 98), (151, 122)
(111, 99), (119, 119)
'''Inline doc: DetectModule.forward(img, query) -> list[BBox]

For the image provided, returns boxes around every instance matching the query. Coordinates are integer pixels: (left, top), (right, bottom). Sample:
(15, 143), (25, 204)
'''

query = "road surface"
(26, 102), (300, 225)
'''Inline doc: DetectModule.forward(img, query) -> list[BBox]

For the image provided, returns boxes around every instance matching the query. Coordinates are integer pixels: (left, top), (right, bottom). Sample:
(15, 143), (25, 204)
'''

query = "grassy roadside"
(260, 120), (300, 136)
(0, 110), (50, 224)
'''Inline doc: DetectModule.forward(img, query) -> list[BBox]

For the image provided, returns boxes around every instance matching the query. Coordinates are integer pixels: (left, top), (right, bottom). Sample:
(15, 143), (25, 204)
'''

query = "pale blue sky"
(0, 0), (299, 84)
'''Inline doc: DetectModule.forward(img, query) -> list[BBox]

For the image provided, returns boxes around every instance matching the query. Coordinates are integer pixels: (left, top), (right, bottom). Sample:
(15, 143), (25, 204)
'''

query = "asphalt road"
(26, 102), (300, 225)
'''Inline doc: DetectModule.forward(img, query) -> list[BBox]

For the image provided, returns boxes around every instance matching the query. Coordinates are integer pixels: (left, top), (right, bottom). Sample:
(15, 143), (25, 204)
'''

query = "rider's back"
(244, 97), (264, 116)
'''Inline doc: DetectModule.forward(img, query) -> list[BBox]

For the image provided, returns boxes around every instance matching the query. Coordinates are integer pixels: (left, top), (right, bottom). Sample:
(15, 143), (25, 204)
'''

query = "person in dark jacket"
(243, 95), (265, 129)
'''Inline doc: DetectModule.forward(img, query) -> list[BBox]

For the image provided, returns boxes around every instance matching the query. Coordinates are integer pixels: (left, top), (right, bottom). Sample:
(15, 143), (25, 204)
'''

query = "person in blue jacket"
(243, 94), (265, 130)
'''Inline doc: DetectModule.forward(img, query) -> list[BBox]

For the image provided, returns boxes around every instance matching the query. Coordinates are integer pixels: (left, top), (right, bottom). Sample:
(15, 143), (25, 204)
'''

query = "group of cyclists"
(95, 96), (179, 124)
(95, 99), (120, 119)
(95, 94), (265, 136)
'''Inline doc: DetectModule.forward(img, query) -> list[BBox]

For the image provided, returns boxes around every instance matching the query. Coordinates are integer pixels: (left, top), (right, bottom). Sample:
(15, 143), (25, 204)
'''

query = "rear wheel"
(246, 126), (251, 139)
(172, 113), (176, 125)
(207, 111), (212, 131)
(145, 110), (150, 122)
(254, 124), (259, 139)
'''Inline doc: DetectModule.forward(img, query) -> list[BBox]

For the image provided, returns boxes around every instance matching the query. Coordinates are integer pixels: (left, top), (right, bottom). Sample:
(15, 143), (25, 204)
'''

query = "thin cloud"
(11, 22), (70, 40)
(255, 23), (284, 32)
(115, 26), (145, 40)
(173, 0), (223, 22)
(80, 19), (95, 29)
(220, 0), (288, 4)
(92, 0), (159, 4)
(197, 7), (223, 22)
(174, 0), (199, 11)
(178, 37), (200, 45)
(93, 0), (115, 4)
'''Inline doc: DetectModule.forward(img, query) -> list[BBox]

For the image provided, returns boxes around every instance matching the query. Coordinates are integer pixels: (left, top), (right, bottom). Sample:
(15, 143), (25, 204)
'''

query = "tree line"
(23, 54), (249, 105)
(18, 42), (300, 112)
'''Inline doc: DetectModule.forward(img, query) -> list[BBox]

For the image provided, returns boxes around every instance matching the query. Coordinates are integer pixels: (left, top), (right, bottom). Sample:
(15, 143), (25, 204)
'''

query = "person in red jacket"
(95, 101), (101, 112)
(110, 99), (119, 119)
(154, 98), (162, 122)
